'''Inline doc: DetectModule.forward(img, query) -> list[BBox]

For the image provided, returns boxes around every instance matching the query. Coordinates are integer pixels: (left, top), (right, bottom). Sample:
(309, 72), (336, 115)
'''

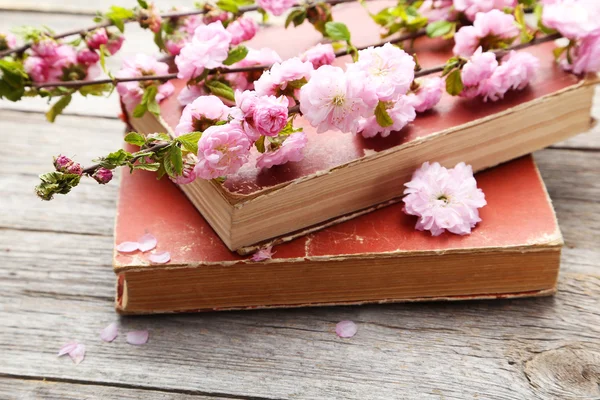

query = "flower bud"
(77, 49), (100, 66)
(54, 155), (73, 171)
(92, 168), (113, 184)
(137, 3), (163, 33)
(86, 28), (109, 50)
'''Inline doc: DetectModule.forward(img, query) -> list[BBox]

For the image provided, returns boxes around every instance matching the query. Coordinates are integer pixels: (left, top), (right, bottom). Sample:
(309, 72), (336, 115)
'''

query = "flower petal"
(68, 344), (86, 364)
(116, 241), (140, 253)
(335, 320), (357, 338)
(58, 342), (78, 357)
(126, 330), (149, 345)
(149, 251), (170, 264)
(138, 233), (157, 252)
(100, 322), (118, 342)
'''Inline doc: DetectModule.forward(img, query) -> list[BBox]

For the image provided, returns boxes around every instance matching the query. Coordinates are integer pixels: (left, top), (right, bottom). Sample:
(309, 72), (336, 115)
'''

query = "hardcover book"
(114, 155), (562, 315)
(124, 1), (596, 252)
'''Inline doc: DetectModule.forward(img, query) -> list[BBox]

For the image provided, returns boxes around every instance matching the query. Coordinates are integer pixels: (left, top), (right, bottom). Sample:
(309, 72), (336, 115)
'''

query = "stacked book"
(114, 3), (597, 314)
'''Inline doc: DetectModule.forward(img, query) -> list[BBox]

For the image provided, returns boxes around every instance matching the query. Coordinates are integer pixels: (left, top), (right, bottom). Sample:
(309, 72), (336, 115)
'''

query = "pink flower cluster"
(226, 47), (282, 93)
(453, 10), (519, 57)
(86, 28), (124, 55)
(460, 47), (539, 101)
(116, 54), (174, 112)
(255, 57), (313, 98)
(300, 44), (336, 69)
(175, 21), (232, 80)
(163, 14), (203, 56)
(403, 162), (486, 236)
(257, 0), (297, 16)
(453, 0), (516, 21)
(227, 17), (259, 45)
(175, 95), (231, 136)
(407, 77), (445, 113)
(234, 91), (290, 140)
(542, 0), (600, 74)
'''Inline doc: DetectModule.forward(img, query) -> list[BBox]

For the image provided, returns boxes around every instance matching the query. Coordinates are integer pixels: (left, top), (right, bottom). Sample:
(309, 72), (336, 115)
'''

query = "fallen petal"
(335, 320), (357, 338)
(116, 241), (139, 253)
(69, 344), (86, 365)
(58, 342), (78, 356)
(126, 330), (149, 345)
(138, 233), (157, 252)
(100, 322), (118, 342)
(251, 245), (274, 262)
(149, 251), (170, 264)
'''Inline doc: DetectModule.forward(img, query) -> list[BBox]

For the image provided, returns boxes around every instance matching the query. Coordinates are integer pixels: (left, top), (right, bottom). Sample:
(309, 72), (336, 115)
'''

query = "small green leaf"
(426, 20), (454, 38)
(105, 6), (134, 32)
(285, 9), (307, 28)
(445, 69), (464, 96)
(255, 135), (266, 153)
(137, 0), (149, 8)
(124, 132), (147, 147)
(79, 83), (111, 97)
(100, 149), (134, 169)
(216, 0), (239, 13)
(153, 27), (167, 52)
(374, 101), (394, 128)
(170, 145), (184, 176)
(223, 45), (249, 66)
(177, 131), (202, 154)
(134, 162), (161, 171)
(205, 80), (235, 102)
(325, 21), (351, 42)
(133, 102), (148, 118)
(46, 94), (72, 122)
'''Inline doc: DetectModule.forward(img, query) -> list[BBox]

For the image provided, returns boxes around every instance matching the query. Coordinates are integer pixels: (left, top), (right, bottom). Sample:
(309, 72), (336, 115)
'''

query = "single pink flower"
(479, 50), (539, 101)
(194, 122), (252, 179)
(171, 154), (198, 184)
(175, 95), (232, 136)
(565, 34), (600, 74)
(403, 161), (486, 236)
(453, 10), (519, 56)
(227, 17), (259, 45)
(300, 43), (336, 69)
(453, 0), (517, 21)
(233, 90), (260, 140)
(106, 32), (125, 55)
(408, 77), (444, 112)
(300, 65), (378, 134)
(250, 245), (275, 261)
(252, 95), (289, 137)
(256, 131), (308, 169)
(257, 0), (297, 16)
(175, 21), (232, 80)
(542, 0), (600, 40)
(359, 96), (416, 138)
(254, 57), (313, 97)
(347, 43), (415, 101)
(77, 49), (100, 66)
(86, 28), (108, 50)
(460, 47), (498, 98)
(420, 0), (454, 22)
(92, 168), (113, 184)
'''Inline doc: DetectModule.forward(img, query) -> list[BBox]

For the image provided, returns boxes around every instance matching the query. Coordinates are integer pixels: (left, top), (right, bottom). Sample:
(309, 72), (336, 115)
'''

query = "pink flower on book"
(563, 34), (600, 74)
(453, 10), (519, 56)
(177, 84), (208, 107)
(358, 96), (416, 138)
(300, 43), (336, 69)
(542, 0), (600, 40)
(299, 65), (378, 134)
(254, 57), (313, 98)
(253, 95), (289, 137)
(228, 47), (283, 91)
(347, 43), (415, 101)
(116, 54), (175, 112)
(257, 0), (296, 16)
(175, 21), (232, 80)
(175, 95), (232, 136)
(194, 122), (252, 179)
(460, 47), (498, 98)
(453, 0), (517, 21)
(407, 77), (444, 113)
(227, 17), (259, 45)
(420, 0), (454, 22)
(256, 131), (308, 169)
(403, 162), (486, 236)
(478, 51), (539, 101)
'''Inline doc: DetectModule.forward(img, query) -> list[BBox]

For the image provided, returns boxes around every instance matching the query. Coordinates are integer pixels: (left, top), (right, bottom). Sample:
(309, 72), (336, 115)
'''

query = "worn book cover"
(123, 0), (594, 251)
(114, 155), (562, 314)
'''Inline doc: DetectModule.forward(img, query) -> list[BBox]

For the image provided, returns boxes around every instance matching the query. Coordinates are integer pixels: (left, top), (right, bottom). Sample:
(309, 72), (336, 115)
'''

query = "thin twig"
(82, 142), (170, 175)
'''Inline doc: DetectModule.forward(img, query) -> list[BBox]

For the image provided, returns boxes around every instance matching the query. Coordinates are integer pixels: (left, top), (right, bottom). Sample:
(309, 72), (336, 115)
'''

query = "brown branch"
(334, 29), (427, 57)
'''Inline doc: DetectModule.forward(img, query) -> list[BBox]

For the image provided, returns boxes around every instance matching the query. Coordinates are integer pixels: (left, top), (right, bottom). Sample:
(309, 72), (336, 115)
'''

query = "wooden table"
(1, 3), (599, 399)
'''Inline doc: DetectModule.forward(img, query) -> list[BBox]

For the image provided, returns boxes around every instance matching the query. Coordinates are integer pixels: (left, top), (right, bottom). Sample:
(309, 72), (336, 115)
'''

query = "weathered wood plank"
(0, 377), (230, 400)
(0, 1), (194, 14)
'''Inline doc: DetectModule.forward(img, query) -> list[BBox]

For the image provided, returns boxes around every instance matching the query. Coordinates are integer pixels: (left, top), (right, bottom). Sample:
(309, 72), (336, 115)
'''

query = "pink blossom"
(203, 10), (229, 25)
(77, 49), (100, 66)
(347, 43), (415, 101)
(542, 0), (600, 40)
(564, 34), (600, 74)
(403, 161), (486, 236)
(177, 84), (208, 106)
(453, 10), (519, 56)
(257, 0), (296, 16)
(300, 43), (336, 69)
(253, 95), (289, 137)
(335, 320), (358, 338)
(194, 122), (252, 179)
(359, 96), (416, 138)
(227, 17), (259, 45)
(299, 65), (378, 134)
(453, 0), (517, 21)
(228, 48), (283, 91)
(254, 57), (313, 97)
(92, 168), (113, 184)
(479, 51), (539, 101)
(175, 95), (232, 136)
(183, 15), (204, 35)
(171, 154), (198, 184)
(420, 0), (454, 22)
(408, 77), (444, 112)
(175, 21), (232, 80)
(257, 131), (307, 168)
(460, 47), (498, 98)
(250, 245), (275, 261)
(87, 28), (108, 50)
(24, 56), (48, 83)
(106, 32), (125, 55)
(0, 33), (16, 51)
(116, 54), (175, 112)
(165, 35), (186, 56)
(31, 37), (59, 57)
(25, 43), (79, 83)
(138, 2), (163, 33)
(233, 90), (260, 139)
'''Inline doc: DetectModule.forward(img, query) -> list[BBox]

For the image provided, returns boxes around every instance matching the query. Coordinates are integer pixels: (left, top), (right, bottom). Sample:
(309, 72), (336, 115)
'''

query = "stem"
(0, 0), (357, 59)
(82, 141), (171, 175)
(334, 29), (427, 57)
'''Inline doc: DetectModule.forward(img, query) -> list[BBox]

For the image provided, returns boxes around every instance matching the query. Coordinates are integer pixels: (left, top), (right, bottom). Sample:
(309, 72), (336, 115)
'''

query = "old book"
(114, 155), (562, 314)
(123, 1), (596, 251)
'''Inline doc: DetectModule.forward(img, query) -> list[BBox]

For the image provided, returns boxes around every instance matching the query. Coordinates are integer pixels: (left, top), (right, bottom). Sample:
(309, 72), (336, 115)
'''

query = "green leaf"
(0, 79), (24, 101)
(101, 149), (134, 169)
(285, 9), (307, 28)
(124, 132), (147, 147)
(170, 145), (184, 176)
(35, 171), (81, 201)
(258, 8), (269, 23)
(374, 101), (394, 128)
(426, 20), (454, 38)
(216, 0), (239, 13)
(133, 102), (148, 118)
(255, 135), (266, 153)
(154, 27), (167, 52)
(146, 132), (171, 143)
(325, 21), (351, 42)
(45, 94), (72, 122)
(133, 85), (159, 118)
(105, 6), (134, 32)
(177, 131), (202, 154)
(79, 83), (111, 97)
(223, 45), (249, 66)
(205, 79), (235, 102)
(445, 69), (463, 96)
(134, 162), (161, 171)
(137, 0), (149, 8)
